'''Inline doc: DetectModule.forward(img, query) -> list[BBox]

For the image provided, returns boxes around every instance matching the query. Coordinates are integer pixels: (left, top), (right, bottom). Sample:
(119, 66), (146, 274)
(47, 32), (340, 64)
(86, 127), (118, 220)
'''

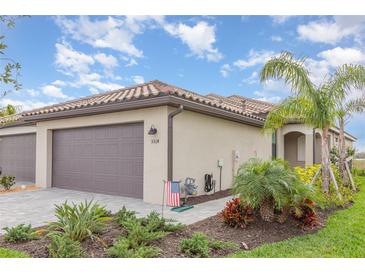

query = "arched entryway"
(284, 131), (306, 167)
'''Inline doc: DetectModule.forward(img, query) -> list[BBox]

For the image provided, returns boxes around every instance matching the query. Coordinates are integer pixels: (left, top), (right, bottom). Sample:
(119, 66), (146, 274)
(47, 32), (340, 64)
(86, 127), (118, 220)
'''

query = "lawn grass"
(0, 247), (30, 258)
(232, 176), (365, 258)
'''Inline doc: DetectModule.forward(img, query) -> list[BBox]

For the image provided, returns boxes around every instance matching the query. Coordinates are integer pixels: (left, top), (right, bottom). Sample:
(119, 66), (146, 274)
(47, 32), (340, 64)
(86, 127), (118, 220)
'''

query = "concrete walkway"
(0, 188), (232, 233)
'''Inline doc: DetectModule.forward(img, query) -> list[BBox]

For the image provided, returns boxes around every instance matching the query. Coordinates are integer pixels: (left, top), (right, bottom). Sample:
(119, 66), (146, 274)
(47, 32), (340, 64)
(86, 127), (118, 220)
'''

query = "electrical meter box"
(218, 159), (224, 167)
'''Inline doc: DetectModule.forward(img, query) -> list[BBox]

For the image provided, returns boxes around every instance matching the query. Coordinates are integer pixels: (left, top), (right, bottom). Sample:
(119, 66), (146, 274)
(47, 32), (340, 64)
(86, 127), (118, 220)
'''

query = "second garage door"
(52, 122), (144, 198)
(0, 133), (36, 182)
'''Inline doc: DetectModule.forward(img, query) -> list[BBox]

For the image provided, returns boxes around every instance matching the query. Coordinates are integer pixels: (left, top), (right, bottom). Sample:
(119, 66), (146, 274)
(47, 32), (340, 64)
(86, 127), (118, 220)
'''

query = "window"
(297, 135), (305, 161)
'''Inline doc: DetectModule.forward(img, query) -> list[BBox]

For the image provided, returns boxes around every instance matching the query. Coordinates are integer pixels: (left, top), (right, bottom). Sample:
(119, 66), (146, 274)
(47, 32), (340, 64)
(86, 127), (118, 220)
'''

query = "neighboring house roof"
(1, 80), (273, 127)
(205, 94), (274, 116)
(329, 127), (357, 141)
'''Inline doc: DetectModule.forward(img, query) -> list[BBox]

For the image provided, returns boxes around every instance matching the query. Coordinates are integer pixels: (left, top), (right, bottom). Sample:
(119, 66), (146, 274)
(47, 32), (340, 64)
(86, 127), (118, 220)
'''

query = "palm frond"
(260, 51), (315, 96)
(329, 64), (365, 98)
(263, 95), (314, 130)
(233, 158), (308, 210)
(345, 96), (365, 114)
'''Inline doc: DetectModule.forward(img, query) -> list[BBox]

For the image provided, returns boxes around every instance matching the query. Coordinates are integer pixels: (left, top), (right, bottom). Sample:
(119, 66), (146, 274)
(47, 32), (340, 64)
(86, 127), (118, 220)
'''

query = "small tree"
(337, 96), (365, 184)
(261, 52), (365, 192)
(0, 104), (17, 117)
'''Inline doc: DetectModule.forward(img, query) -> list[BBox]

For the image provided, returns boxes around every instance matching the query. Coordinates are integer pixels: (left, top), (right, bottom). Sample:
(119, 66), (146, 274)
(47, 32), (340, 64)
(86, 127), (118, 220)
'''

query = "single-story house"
(0, 80), (357, 204)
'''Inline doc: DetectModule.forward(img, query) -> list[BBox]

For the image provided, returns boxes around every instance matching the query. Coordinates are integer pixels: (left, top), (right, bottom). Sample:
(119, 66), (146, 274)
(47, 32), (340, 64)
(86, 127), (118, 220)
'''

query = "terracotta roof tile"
(1, 80), (274, 125)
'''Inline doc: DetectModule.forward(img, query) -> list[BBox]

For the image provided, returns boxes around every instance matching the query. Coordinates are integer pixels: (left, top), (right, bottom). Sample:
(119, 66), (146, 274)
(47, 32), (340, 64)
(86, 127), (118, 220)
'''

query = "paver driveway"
(0, 188), (232, 233)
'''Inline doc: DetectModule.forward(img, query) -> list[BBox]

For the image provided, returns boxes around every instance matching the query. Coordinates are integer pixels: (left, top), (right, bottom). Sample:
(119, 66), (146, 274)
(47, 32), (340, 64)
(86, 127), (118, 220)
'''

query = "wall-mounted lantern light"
(148, 125), (157, 135)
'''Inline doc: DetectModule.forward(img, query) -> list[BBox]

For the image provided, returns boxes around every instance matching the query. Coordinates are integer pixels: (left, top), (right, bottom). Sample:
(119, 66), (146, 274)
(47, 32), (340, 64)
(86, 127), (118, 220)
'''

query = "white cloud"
(42, 85), (71, 99)
(234, 50), (275, 70)
(253, 79), (291, 103)
(51, 80), (67, 86)
(74, 72), (124, 93)
(26, 89), (39, 97)
(0, 98), (54, 111)
(318, 47), (365, 67)
(220, 64), (232, 77)
(297, 16), (365, 45)
(271, 16), (293, 24)
(305, 47), (365, 85)
(242, 71), (258, 84)
(132, 75), (145, 84)
(253, 93), (282, 103)
(54, 41), (124, 94)
(164, 21), (223, 62)
(94, 53), (118, 69)
(55, 16), (163, 58)
(55, 42), (95, 75)
(124, 58), (138, 67)
(271, 35), (282, 42)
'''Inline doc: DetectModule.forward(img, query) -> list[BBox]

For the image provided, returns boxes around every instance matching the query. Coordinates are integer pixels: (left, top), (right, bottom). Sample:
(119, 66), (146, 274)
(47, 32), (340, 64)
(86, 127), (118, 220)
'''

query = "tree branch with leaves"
(0, 15), (22, 98)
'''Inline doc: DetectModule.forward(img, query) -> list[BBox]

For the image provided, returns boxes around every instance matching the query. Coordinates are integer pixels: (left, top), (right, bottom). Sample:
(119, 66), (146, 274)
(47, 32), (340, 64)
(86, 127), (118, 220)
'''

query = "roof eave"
(22, 95), (264, 128)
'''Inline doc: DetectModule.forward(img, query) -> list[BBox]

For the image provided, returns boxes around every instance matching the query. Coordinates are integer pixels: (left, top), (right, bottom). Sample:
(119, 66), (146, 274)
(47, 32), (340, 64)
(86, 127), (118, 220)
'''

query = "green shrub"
(353, 168), (365, 177)
(0, 175), (15, 191)
(180, 232), (210, 258)
(295, 164), (355, 209)
(48, 234), (85, 258)
(123, 218), (166, 247)
(114, 206), (138, 227)
(3, 224), (38, 243)
(48, 200), (111, 242)
(179, 232), (237, 258)
(140, 211), (185, 233)
(233, 158), (311, 222)
(107, 237), (160, 258)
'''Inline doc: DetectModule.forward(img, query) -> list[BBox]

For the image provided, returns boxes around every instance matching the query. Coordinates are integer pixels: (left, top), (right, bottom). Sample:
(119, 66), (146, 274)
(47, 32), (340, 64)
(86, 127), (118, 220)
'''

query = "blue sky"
(1, 15), (365, 151)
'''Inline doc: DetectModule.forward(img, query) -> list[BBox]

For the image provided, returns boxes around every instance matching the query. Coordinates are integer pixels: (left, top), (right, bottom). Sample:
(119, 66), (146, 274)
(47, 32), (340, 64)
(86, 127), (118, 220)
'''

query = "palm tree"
(233, 158), (309, 222)
(337, 96), (365, 184)
(261, 52), (365, 192)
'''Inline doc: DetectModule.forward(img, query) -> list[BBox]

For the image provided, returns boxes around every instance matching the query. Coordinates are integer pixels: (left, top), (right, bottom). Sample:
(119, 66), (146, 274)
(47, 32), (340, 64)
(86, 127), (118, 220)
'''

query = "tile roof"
(1, 80), (274, 125)
(205, 93), (274, 116)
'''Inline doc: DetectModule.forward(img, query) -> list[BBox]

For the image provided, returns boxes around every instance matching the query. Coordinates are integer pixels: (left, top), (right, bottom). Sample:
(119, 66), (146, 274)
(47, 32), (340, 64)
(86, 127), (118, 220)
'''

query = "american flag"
(165, 180), (181, 207)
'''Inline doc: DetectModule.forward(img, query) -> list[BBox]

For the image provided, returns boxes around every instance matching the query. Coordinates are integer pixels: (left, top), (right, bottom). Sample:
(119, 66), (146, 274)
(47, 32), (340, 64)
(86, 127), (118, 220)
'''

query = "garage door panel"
(94, 143), (119, 157)
(52, 123), (144, 198)
(0, 134), (36, 182)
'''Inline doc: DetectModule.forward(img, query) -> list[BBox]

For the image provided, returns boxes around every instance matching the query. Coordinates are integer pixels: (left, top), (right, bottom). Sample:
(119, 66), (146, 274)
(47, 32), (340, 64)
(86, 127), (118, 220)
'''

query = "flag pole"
(161, 180), (166, 218)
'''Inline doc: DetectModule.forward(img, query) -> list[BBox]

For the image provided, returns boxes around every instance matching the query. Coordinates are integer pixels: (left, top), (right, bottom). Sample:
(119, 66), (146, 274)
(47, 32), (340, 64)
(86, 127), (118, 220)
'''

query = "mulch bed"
(0, 208), (333, 258)
(0, 185), (39, 195)
(0, 221), (125, 258)
(184, 189), (232, 205)
(155, 210), (329, 257)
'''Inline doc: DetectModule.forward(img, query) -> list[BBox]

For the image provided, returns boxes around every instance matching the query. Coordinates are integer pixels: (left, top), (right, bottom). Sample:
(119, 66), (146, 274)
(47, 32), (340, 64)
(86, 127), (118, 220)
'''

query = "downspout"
(168, 105), (184, 181)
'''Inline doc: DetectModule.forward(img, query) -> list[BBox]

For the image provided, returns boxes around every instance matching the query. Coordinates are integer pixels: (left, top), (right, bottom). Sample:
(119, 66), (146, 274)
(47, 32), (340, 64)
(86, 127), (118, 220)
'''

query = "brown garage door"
(0, 133), (36, 182)
(52, 123), (144, 198)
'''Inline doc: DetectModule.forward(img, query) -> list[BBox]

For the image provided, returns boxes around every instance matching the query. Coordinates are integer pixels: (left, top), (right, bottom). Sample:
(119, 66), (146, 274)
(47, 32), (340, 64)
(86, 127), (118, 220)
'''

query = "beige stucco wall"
(35, 106), (169, 204)
(0, 125), (36, 136)
(172, 109), (272, 195)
